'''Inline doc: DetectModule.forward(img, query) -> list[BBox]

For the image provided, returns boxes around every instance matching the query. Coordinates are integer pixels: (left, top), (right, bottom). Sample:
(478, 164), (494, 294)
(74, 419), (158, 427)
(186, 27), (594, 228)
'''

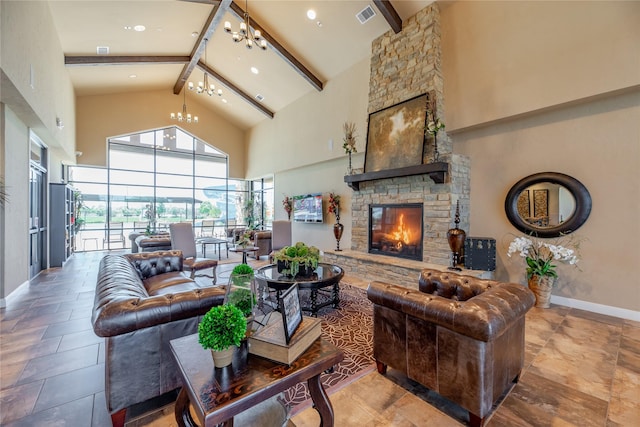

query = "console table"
(170, 334), (344, 427)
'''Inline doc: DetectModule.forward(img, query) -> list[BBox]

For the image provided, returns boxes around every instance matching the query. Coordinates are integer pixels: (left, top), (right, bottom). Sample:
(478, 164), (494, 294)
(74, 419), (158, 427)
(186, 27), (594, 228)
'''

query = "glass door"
(29, 133), (47, 278)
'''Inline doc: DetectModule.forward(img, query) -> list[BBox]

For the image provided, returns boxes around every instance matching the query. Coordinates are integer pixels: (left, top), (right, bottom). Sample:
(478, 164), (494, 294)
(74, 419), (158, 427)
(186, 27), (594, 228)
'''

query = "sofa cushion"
(144, 271), (201, 296)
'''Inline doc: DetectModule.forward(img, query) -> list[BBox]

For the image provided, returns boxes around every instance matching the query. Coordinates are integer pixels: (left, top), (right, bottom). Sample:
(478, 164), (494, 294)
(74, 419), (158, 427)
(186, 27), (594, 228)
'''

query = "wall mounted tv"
(293, 193), (324, 223)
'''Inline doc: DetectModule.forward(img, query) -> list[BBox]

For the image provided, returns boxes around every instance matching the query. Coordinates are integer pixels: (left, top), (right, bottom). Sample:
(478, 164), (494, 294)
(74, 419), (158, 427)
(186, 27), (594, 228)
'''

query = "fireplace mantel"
(344, 162), (448, 190)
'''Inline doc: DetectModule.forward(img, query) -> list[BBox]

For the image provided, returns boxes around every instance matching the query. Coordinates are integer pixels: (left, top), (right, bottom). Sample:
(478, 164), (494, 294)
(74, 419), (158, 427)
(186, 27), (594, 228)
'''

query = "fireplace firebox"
(369, 203), (423, 261)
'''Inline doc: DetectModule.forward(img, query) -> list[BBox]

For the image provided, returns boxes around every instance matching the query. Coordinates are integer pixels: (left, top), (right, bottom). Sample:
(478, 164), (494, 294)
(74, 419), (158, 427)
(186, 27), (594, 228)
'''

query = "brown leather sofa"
(92, 250), (225, 427)
(367, 269), (535, 427)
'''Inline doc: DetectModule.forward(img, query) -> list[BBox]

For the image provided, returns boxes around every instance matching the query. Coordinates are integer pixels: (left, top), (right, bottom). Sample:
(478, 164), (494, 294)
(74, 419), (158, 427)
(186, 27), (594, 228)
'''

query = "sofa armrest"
(92, 254), (226, 337)
(367, 280), (534, 342)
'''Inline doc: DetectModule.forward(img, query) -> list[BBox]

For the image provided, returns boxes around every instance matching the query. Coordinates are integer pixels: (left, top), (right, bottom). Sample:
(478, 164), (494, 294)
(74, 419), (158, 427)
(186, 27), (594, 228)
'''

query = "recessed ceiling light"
(124, 26), (132, 30)
(133, 25), (146, 32)
(307, 10), (316, 20)
(222, 99), (228, 104)
(191, 31), (199, 38)
(129, 74), (137, 79)
(250, 67), (259, 75)
(317, 21), (323, 28)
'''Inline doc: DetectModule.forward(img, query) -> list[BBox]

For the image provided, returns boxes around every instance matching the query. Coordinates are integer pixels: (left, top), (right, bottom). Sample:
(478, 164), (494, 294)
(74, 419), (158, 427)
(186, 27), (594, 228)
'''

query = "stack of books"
(248, 315), (322, 364)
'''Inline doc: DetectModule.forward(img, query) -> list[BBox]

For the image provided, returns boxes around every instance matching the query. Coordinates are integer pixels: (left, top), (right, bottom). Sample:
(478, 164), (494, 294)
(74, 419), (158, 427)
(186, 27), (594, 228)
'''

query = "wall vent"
(356, 5), (376, 24)
(96, 46), (109, 55)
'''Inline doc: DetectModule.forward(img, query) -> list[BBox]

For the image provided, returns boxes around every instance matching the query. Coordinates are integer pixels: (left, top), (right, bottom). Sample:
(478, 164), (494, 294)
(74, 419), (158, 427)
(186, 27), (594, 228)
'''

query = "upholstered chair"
(269, 220), (292, 261)
(169, 222), (217, 284)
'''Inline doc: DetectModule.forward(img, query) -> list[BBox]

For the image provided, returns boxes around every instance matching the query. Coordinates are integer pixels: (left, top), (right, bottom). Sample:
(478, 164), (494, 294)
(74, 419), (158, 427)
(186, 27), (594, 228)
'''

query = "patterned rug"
(283, 283), (375, 414)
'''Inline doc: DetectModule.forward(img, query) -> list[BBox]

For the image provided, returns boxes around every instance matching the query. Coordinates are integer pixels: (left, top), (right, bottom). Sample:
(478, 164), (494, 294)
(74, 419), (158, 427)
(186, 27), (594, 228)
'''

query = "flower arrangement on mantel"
(507, 234), (582, 281)
(282, 195), (293, 220)
(328, 192), (341, 221)
(342, 122), (357, 174)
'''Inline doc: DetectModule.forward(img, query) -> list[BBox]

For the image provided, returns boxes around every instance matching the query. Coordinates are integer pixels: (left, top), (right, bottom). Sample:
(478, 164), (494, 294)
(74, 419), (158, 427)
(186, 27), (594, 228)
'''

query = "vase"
(211, 345), (235, 368)
(347, 152), (353, 175)
(333, 222), (344, 251)
(528, 275), (554, 308)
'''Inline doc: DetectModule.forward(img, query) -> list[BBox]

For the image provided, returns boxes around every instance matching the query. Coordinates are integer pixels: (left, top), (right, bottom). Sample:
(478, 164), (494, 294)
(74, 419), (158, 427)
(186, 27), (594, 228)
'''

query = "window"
(69, 126), (271, 251)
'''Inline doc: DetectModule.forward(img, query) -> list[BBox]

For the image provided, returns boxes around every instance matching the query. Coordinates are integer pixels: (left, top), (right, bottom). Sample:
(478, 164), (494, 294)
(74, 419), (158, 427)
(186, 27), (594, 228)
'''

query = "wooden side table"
(229, 246), (259, 264)
(170, 334), (344, 427)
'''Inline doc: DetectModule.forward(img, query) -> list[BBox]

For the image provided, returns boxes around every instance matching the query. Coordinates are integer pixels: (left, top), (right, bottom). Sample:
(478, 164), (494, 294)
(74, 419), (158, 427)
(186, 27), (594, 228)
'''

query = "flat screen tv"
(293, 193), (323, 223)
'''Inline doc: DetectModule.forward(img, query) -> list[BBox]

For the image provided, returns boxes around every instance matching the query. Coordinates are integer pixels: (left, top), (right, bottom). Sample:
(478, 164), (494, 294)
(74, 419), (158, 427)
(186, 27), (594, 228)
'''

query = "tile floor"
(0, 251), (638, 426)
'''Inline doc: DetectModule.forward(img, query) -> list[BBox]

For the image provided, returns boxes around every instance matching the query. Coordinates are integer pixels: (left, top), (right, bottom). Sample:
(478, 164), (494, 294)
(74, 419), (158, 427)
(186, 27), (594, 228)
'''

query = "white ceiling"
(48, 0), (433, 130)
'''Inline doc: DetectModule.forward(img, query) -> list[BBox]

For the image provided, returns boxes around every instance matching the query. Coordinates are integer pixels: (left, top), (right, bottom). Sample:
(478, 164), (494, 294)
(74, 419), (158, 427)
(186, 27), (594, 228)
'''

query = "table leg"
(241, 253), (248, 264)
(310, 289), (318, 317)
(332, 283), (340, 309)
(307, 373), (335, 427)
(175, 388), (197, 427)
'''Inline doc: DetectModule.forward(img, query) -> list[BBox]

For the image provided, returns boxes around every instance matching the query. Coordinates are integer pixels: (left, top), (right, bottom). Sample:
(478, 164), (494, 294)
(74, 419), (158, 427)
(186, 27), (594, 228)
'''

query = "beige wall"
(441, 1), (640, 312)
(441, 0), (640, 131)
(246, 58), (371, 250)
(76, 90), (246, 177)
(1, 0), (76, 162)
(1, 105), (31, 300)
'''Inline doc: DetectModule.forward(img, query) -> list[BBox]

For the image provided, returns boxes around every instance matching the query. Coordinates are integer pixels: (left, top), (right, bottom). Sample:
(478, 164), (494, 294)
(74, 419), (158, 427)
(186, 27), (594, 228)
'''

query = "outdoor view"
(69, 126), (273, 251)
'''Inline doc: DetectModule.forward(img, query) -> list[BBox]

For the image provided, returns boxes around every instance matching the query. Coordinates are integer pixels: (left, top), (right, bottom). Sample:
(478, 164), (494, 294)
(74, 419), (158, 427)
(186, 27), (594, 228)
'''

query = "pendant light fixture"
(170, 89), (198, 124)
(223, 0), (267, 50)
(188, 39), (222, 97)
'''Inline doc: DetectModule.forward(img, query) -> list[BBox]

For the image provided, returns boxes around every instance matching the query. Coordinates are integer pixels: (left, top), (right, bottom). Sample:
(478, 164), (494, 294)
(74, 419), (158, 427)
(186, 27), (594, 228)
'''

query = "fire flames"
(391, 214), (412, 245)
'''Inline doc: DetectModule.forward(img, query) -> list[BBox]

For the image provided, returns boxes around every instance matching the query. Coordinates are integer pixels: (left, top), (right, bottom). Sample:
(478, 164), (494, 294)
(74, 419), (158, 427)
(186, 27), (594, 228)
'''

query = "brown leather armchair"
(251, 230), (272, 259)
(367, 269), (535, 427)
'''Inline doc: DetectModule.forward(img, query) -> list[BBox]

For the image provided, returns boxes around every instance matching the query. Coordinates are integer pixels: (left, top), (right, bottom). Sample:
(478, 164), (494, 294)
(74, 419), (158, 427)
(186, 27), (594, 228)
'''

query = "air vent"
(96, 46), (109, 55)
(356, 5), (376, 24)
(255, 94), (264, 102)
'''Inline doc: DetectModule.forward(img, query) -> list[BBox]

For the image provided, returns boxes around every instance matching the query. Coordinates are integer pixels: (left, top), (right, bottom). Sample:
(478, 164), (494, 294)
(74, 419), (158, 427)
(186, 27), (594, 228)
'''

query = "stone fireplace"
(322, 4), (488, 284)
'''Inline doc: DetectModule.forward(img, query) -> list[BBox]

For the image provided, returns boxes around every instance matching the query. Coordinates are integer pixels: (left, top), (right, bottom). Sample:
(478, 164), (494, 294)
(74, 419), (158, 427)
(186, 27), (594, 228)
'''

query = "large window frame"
(70, 126), (272, 251)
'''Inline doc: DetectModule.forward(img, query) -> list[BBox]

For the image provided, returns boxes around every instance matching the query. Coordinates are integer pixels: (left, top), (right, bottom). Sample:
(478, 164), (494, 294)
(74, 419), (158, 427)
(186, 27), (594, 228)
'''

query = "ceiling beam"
(228, 2), (323, 91)
(65, 56), (190, 66)
(173, 0), (231, 95)
(198, 61), (274, 119)
(373, 0), (403, 34)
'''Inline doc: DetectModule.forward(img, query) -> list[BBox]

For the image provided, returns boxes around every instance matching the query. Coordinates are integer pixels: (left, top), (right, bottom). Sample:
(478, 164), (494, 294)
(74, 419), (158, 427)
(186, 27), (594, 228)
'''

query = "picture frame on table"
(280, 284), (303, 344)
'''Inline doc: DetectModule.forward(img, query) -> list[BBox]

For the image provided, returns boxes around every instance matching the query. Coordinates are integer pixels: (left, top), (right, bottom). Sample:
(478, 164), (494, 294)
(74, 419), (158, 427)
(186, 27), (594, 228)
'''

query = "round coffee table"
(255, 263), (344, 316)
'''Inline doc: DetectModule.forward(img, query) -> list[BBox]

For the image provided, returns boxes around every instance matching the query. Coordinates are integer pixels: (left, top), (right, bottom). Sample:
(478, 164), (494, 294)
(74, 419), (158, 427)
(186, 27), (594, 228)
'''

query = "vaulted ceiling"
(48, 0), (432, 130)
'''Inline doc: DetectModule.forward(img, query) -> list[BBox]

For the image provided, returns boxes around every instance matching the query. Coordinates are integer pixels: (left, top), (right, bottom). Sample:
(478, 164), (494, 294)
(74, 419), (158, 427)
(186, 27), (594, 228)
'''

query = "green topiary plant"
(228, 263), (256, 317)
(198, 304), (247, 352)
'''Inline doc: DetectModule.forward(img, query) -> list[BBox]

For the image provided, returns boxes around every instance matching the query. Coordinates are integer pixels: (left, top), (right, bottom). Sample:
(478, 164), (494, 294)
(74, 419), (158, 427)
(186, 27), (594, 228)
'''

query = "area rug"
(282, 283), (375, 415)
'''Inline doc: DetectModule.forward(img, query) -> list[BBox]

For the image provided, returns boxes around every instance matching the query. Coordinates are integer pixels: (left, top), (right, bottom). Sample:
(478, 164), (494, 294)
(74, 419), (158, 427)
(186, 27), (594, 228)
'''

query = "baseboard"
(551, 295), (640, 322)
(2, 279), (31, 308)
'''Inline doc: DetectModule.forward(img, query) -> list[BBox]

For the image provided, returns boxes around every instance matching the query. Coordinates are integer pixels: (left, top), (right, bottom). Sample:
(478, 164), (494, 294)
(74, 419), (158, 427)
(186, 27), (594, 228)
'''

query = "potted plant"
(273, 242), (320, 277)
(507, 234), (582, 308)
(198, 304), (247, 368)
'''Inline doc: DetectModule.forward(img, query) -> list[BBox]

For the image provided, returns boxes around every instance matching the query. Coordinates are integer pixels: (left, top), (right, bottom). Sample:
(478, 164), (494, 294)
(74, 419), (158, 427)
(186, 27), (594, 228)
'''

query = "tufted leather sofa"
(367, 269), (535, 427)
(92, 250), (226, 427)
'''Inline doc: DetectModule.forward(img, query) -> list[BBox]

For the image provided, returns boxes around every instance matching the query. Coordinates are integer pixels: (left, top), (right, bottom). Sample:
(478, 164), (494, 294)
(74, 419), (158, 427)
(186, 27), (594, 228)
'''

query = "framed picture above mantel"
(364, 93), (429, 173)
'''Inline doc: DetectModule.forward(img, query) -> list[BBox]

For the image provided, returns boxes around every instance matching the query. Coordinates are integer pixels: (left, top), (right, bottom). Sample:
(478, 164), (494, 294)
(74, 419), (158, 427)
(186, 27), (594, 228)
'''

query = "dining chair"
(169, 222), (218, 285)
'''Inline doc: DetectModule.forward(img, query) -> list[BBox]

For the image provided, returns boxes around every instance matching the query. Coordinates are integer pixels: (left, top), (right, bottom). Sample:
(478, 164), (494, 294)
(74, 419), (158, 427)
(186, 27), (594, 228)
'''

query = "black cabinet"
(50, 183), (75, 267)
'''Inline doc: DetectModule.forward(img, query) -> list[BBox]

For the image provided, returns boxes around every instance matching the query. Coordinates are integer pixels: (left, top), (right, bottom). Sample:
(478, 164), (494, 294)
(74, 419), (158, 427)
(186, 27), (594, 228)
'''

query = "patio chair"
(133, 221), (149, 232)
(199, 219), (215, 237)
(103, 222), (125, 247)
(169, 222), (217, 285)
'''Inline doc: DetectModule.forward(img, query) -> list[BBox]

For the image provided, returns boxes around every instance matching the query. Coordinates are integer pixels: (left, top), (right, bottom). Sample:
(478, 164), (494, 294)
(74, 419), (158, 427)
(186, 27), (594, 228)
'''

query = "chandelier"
(223, 0), (267, 50)
(188, 39), (222, 97)
(170, 89), (198, 124)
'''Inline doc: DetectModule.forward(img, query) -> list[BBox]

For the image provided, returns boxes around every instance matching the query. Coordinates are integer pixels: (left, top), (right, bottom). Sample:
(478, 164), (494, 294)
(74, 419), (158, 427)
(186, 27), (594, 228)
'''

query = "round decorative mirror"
(505, 172), (591, 237)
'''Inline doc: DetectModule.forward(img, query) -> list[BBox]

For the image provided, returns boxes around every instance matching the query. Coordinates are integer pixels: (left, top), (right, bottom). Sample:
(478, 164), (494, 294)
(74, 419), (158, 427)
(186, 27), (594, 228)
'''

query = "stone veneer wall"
(346, 3), (470, 266)
(368, 3), (451, 162)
